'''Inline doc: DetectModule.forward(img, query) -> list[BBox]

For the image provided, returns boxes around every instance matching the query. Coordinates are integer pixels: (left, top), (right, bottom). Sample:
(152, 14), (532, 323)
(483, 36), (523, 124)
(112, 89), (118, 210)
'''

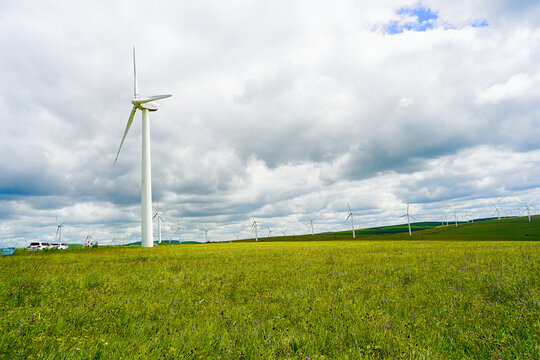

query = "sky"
(0, 0), (539, 246)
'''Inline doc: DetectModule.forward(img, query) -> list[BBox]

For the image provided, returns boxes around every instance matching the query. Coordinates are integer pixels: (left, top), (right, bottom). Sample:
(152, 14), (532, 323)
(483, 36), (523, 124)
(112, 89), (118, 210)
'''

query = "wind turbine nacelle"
(138, 102), (159, 111)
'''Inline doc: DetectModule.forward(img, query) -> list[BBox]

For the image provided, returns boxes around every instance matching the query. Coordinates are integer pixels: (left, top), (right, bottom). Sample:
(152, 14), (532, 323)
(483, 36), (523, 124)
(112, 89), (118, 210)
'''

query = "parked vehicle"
(27, 242), (52, 251)
(50, 243), (68, 250)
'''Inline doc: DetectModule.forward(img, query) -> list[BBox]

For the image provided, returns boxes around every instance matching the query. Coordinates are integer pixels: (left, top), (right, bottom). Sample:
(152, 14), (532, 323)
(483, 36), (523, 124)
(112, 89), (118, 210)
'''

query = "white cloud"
(476, 72), (539, 104)
(0, 0), (539, 246)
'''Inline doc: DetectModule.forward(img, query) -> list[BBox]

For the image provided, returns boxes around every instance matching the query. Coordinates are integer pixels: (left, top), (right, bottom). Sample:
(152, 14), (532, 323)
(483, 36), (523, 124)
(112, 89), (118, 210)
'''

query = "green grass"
(0, 218), (539, 359)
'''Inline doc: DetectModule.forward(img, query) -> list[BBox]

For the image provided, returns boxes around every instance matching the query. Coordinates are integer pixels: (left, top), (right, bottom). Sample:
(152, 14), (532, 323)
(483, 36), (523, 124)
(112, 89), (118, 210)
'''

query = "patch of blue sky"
(471, 19), (489, 28)
(385, 6), (439, 34)
(384, 6), (489, 34)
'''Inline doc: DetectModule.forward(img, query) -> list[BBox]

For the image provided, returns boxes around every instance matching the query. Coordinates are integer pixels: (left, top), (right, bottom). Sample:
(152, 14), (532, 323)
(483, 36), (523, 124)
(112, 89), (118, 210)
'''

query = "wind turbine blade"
(133, 47), (138, 98)
(345, 213), (351, 221)
(114, 106), (137, 164)
(152, 213), (157, 219)
(136, 94), (172, 104)
(410, 215), (416, 220)
(347, 202), (351, 212)
(399, 214), (407, 218)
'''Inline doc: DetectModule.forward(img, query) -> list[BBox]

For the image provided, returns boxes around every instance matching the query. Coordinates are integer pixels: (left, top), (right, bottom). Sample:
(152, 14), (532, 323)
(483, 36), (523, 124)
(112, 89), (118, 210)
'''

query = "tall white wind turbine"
(399, 204), (416, 236)
(345, 202), (359, 239)
(250, 217), (259, 242)
(114, 47), (172, 248)
(152, 204), (165, 244)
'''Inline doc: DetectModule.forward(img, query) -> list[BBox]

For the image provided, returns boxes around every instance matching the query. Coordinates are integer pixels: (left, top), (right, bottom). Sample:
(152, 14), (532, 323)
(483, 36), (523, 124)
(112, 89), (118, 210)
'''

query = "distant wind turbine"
(306, 216), (315, 235)
(55, 217), (65, 246)
(266, 226), (273, 237)
(400, 204), (416, 236)
(234, 233), (239, 241)
(201, 228), (209, 242)
(114, 47), (172, 248)
(152, 204), (165, 244)
(494, 205), (501, 220)
(454, 210), (458, 227)
(85, 228), (93, 247)
(175, 225), (183, 244)
(523, 205), (532, 222)
(250, 217), (260, 242)
(345, 202), (359, 239)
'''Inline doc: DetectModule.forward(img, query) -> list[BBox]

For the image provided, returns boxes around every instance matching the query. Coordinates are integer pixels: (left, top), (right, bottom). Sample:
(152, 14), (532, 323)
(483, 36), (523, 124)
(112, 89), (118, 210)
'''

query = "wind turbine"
(399, 204), (416, 236)
(152, 204), (165, 244)
(523, 205), (532, 222)
(454, 210), (458, 227)
(266, 226), (273, 238)
(114, 47), (172, 248)
(494, 205), (501, 220)
(250, 217), (260, 242)
(306, 216), (315, 235)
(55, 217), (64, 246)
(175, 225), (182, 244)
(345, 202), (359, 239)
(201, 228), (209, 242)
(234, 233), (239, 241)
(85, 228), (93, 247)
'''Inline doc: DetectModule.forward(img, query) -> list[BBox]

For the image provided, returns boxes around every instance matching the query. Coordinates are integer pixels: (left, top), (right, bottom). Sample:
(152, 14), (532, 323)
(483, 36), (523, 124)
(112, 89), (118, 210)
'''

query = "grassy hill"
(238, 215), (539, 242)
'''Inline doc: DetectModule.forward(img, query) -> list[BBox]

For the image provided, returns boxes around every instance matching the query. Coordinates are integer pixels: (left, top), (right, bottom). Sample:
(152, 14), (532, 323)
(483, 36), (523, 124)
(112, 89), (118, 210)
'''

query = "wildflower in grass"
(384, 324), (390, 328)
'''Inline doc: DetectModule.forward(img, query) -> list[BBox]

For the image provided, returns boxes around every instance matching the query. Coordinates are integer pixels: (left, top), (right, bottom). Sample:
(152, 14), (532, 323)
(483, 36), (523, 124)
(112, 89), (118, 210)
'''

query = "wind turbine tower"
(523, 205), (532, 222)
(153, 204), (165, 244)
(114, 47), (172, 247)
(345, 202), (359, 239)
(306, 216), (315, 235)
(201, 228), (209, 242)
(400, 204), (416, 236)
(494, 205), (501, 220)
(176, 225), (182, 243)
(55, 217), (64, 246)
(250, 217), (259, 242)
(85, 228), (93, 247)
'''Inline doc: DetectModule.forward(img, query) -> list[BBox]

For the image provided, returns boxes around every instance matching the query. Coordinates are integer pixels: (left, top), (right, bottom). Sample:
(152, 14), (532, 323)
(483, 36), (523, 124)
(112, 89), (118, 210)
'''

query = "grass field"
(1, 218), (539, 359)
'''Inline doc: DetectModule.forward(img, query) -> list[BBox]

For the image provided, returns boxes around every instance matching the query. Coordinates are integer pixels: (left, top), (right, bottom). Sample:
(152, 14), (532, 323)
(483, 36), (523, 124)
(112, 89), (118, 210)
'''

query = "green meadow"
(1, 217), (539, 359)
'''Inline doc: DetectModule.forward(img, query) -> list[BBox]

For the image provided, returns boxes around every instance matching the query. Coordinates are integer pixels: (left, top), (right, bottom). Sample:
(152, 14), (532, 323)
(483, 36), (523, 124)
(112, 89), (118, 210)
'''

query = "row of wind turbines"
(111, 48), (535, 248)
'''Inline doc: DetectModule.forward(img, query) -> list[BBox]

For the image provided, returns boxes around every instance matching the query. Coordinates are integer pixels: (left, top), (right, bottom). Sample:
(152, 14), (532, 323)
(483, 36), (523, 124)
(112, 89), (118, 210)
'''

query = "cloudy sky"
(1, 0), (538, 246)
